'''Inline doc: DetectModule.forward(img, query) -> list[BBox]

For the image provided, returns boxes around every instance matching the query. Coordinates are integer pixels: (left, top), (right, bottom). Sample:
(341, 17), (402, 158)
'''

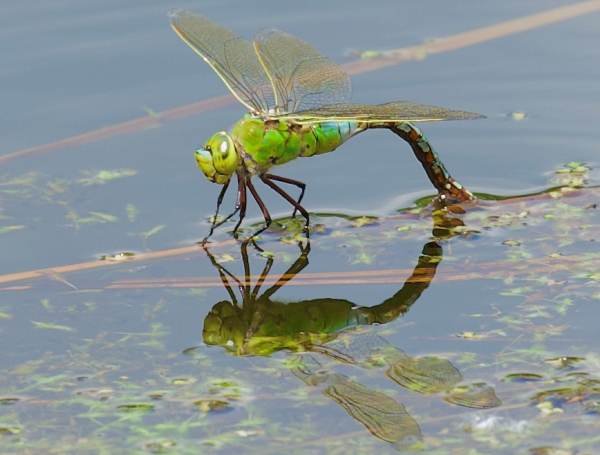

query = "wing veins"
(273, 101), (485, 124)
(170, 10), (275, 114)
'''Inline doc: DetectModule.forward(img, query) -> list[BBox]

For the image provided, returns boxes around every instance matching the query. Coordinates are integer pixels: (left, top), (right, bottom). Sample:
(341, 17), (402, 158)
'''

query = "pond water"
(1, 1), (599, 453)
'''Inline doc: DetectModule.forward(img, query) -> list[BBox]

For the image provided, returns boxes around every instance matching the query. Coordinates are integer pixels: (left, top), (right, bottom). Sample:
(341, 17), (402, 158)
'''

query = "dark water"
(1, 1), (599, 453)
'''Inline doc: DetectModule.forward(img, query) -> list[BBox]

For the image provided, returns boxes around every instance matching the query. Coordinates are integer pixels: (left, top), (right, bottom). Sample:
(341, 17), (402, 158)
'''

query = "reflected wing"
(170, 10), (275, 114)
(325, 376), (423, 446)
(254, 29), (350, 114)
(273, 101), (484, 124)
(445, 382), (502, 409)
(386, 355), (463, 394)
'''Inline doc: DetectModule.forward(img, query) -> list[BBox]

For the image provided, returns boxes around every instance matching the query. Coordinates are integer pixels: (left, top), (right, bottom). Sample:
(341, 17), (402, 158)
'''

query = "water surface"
(1, 1), (599, 453)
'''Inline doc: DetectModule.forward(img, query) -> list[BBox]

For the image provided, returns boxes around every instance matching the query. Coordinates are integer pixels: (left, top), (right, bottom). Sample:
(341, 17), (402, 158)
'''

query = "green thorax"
(202, 297), (366, 356)
(231, 115), (358, 175)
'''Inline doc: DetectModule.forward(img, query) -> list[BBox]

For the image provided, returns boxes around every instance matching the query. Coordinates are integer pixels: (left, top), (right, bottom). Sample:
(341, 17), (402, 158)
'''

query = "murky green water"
(1, 1), (599, 453)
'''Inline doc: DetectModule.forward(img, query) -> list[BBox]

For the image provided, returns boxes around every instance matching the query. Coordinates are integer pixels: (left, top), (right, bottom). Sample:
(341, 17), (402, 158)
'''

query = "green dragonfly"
(170, 10), (483, 242)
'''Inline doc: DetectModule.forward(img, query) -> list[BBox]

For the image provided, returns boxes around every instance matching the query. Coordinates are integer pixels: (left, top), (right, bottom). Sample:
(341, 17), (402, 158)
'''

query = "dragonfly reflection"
(201, 215), (500, 448)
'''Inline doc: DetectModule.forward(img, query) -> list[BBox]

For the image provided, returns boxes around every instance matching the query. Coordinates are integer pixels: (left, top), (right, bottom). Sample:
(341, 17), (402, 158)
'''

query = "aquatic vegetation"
(77, 169), (138, 186)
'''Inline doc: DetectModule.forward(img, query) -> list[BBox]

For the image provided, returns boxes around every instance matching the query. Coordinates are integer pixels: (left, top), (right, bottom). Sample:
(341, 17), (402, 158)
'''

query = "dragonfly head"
(203, 300), (247, 354)
(195, 131), (239, 184)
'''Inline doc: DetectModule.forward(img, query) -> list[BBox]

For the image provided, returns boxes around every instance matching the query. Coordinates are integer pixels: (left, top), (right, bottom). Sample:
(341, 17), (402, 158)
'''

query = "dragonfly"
(170, 10), (483, 242)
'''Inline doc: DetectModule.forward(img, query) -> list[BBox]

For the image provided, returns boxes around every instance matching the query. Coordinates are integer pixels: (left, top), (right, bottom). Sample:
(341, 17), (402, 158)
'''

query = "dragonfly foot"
(435, 189), (477, 207)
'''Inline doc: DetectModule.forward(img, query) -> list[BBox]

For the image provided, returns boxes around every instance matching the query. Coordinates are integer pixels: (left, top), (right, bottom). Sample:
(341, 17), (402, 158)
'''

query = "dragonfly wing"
(170, 10), (275, 114)
(253, 29), (351, 114)
(273, 101), (484, 124)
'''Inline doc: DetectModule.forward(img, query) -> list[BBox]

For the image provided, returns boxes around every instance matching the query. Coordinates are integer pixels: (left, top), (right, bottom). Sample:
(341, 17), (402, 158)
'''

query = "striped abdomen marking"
(369, 122), (474, 202)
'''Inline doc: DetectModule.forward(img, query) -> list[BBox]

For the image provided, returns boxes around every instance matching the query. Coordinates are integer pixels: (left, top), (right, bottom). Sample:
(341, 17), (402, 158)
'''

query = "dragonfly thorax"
(231, 116), (352, 176)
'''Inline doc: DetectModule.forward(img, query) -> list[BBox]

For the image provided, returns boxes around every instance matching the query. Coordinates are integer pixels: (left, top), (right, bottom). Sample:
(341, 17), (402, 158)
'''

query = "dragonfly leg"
(201, 242), (241, 303)
(263, 173), (306, 218)
(239, 236), (253, 297)
(232, 176), (248, 238)
(260, 239), (311, 301)
(261, 175), (310, 232)
(202, 179), (231, 243)
(388, 122), (475, 203)
(200, 176), (244, 246)
(246, 178), (273, 239)
(248, 239), (274, 301)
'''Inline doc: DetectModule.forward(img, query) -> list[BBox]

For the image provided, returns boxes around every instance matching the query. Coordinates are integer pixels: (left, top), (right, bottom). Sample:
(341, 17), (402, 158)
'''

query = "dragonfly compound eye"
(207, 132), (239, 177)
(195, 132), (238, 184)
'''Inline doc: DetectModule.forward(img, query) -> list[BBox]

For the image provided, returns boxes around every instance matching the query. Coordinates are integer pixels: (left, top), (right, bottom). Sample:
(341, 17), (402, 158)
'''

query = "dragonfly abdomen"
(304, 121), (359, 157)
(368, 121), (475, 202)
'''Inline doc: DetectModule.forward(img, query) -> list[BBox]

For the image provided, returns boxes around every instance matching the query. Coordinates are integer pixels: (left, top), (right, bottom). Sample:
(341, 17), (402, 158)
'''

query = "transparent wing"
(325, 376), (423, 446)
(254, 29), (351, 114)
(273, 101), (484, 124)
(170, 10), (275, 114)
